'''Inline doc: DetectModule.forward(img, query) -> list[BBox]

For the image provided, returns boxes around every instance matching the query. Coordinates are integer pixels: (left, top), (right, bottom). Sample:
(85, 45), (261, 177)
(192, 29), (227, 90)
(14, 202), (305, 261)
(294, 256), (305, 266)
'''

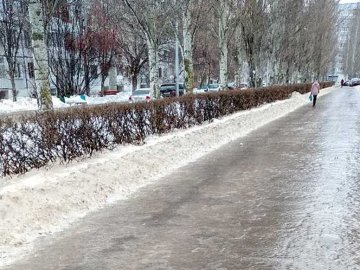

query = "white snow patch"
(0, 97), (38, 114)
(0, 92), (131, 115)
(291, 91), (303, 98)
(51, 97), (70, 108)
(86, 91), (131, 105)
(0, 87), (335, 268)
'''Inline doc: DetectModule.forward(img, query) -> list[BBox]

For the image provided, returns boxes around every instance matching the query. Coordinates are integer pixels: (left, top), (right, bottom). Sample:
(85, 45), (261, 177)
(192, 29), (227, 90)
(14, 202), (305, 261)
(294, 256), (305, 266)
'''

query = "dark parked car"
(343, 80), (351, 86)
(160, 83), (185, 97)
(351, 78), (360, 86)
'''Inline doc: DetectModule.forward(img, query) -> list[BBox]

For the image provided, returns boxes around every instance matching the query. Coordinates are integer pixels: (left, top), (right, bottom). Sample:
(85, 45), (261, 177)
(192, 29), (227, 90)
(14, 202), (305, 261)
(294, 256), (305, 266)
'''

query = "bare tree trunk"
(218, 1), (229, 88)
(108, 65), (117, 91)
(130, 64), (146, 93)
(7, 68), (17, 101)
(183, 4), (194, 94)
(219, 37), (228, 88)
(234, 26), (242, 87)
(28, 0), (53, 110)
(147, 39), (159, 98)
(101, 74), (106, 95)
(131, 74), (138, 93)
(10, 73), (17, 102)
(84, 63), (91, 96)
(249, 60), (256, 88)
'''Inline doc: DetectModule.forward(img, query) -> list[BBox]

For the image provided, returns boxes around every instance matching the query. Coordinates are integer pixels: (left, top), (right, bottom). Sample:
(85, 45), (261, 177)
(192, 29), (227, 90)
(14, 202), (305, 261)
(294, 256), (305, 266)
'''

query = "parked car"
(227, 82), (236, 90)
(194, 85), (209, 94)
(129, 88), (151, 103)
(239, 83), (248, 89)
(343, 80), (351, 86)
(351, 78), (360, 86)
(160, 83), (185, 98)
(207, 83), (222, 92)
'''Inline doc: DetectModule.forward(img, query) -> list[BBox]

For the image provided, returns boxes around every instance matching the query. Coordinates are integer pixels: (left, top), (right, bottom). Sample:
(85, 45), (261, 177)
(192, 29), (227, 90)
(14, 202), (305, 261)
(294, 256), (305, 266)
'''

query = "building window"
(15, 63), (21, 78)
(28, 62), (35, 78)
(0, 57), (5, 78)
(0, 66), (6, 78)
(24, 31), (32, 48)
(90, 65), (98, 78)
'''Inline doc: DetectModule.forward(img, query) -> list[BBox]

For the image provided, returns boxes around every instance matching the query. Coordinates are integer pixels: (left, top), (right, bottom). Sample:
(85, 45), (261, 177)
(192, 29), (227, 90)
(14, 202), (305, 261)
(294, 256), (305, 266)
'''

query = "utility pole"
(175, 20), (180, 97)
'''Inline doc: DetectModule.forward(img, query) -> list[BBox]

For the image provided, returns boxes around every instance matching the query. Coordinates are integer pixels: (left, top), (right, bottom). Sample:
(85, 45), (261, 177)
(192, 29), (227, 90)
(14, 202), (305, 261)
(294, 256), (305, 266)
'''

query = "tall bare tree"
(182, 0), (204, 93)
(28, 0), (53, 110)
(118, 27), (148, 92)
(239, 0), (267, 87)
(121, 0), (175, 98)
(110, 2), (148, 93)
(342, 4), (360, 77)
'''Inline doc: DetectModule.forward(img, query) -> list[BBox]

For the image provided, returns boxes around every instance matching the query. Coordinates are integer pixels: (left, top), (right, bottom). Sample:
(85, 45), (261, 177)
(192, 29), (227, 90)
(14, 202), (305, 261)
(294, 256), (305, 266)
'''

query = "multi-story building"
(0, 0), (110, 100)
(0, 0), (35, 100)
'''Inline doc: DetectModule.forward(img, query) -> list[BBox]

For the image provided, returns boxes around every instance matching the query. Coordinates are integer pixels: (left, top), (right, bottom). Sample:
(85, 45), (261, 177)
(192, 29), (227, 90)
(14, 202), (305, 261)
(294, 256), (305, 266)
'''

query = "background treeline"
(0, 0), (338, 107)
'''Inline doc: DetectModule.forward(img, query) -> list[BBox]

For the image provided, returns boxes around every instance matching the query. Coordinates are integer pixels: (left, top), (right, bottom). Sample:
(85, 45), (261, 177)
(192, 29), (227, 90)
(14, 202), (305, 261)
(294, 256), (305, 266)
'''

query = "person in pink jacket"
(311, 80), (321, 107)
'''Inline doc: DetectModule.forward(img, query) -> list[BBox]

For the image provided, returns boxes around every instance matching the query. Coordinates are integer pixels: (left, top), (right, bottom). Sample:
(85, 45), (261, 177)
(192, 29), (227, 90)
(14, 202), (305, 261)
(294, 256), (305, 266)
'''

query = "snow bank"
(0, 97), (38, 114)
(0, 87), (335, 268)
(52, 97), (70, 108)
(0, 92), (130, 115)
(0, 97), (70, 114)
(64, 92), (131, 105)
(86, 91), (131, 105)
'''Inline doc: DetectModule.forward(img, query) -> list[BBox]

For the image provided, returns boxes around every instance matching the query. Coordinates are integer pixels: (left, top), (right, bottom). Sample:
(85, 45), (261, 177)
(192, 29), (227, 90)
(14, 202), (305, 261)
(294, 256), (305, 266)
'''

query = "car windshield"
(208, 84), (220, 89)
(161, 84), (184, 90)
(160, 85), (175, 91)
(198, 85), (208, 89)
(133, 90), (150, 96)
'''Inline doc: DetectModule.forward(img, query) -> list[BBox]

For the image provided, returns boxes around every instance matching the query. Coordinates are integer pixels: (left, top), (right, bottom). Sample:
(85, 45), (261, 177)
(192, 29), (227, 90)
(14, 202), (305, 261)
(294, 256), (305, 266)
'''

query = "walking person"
(311, 80), (321, 107)
(341, 79), (344, 88)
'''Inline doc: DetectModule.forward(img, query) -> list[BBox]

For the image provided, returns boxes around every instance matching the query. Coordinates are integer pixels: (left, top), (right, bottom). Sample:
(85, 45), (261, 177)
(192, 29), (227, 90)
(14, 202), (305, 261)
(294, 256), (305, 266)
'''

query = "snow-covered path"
(0, 87), (337, 268)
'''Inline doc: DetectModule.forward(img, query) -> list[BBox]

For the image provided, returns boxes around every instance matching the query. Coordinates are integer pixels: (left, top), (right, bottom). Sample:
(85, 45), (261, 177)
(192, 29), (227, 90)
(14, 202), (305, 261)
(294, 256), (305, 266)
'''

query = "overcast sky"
(340, 0), (360, 3)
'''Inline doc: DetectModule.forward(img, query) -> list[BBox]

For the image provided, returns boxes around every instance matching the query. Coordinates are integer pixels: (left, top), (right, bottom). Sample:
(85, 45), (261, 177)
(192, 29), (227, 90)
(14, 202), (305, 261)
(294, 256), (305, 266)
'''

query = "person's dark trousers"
(313, 95), (317, 107)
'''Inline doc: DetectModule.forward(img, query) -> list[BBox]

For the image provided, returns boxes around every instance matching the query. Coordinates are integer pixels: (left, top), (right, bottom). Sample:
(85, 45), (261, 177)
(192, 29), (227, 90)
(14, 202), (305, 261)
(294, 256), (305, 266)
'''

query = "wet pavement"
(5, 88), (360, 270)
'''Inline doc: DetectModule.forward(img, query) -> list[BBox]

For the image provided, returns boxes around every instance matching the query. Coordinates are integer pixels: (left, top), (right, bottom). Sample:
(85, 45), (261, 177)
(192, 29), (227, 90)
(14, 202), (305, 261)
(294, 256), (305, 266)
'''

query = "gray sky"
(340, 0), (360, 3)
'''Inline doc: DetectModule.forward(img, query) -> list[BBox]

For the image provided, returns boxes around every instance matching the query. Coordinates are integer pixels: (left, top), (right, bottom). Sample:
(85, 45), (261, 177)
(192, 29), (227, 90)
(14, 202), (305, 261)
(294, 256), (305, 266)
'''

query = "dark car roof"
(161, 83), (184, 86)
(160, 83), (185, 89)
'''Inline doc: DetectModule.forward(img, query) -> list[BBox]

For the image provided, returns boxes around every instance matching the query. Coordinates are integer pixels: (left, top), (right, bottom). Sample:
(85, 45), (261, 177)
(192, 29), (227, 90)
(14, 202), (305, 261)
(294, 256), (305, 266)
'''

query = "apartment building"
(0, 0), (35, 99)
(0, 0), (109, 100)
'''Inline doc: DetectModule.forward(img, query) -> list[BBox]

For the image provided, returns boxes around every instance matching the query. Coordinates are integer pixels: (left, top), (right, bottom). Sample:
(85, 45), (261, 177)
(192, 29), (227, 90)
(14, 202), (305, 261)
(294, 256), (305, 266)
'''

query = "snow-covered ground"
(0, 91), (131, 115)
(0, 87), (335, 268)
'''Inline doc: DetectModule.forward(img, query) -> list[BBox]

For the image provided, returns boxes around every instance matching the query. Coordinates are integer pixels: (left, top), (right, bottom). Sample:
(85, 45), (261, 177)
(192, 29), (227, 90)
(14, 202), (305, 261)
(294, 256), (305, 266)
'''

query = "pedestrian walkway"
(5, 88), (360, 270)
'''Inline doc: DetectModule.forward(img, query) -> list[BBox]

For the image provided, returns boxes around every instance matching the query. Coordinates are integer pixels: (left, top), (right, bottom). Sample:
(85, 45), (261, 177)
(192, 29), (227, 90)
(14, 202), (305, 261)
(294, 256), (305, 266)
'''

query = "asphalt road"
(5, 88), (360, 270)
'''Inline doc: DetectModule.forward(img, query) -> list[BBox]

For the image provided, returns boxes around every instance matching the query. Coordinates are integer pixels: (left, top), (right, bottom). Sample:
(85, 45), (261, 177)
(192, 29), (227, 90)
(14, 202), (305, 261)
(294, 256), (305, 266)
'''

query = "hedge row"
(0, 82), (333, 176)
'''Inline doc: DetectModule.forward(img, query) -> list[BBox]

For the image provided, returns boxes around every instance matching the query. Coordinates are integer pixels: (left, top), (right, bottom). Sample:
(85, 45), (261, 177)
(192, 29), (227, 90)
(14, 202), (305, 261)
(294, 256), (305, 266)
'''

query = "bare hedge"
(0, 82), (333, 176)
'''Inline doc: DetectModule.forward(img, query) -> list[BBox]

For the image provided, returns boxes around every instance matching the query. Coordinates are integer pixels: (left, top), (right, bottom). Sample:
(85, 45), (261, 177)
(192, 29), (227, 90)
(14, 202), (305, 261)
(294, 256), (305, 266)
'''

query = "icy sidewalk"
(0, 87), (335, 268)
